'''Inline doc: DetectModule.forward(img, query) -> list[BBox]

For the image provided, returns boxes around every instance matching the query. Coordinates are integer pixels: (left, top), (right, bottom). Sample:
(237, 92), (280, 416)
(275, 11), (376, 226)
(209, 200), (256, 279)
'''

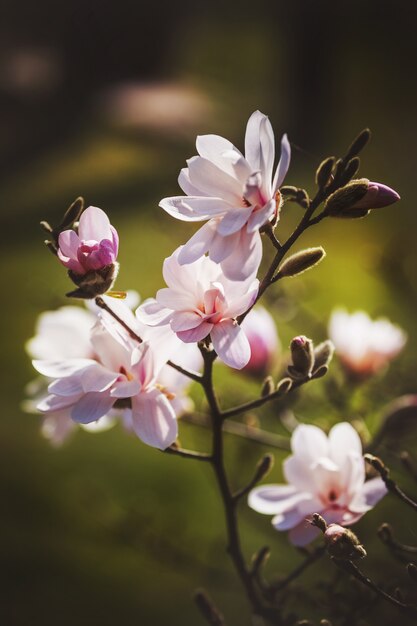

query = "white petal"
(248, 484), (299, 514)
(217, 206), (253, 236)
(110, 379), (141, 398)
(220, 228), (263, 281)
(209, 231), (239, 264)
(273, 133), (291, 192)
(71, 392), (115, 424)
(130, 389), (177, 449)
(288, 521), (321, 546)
(247, 199), (276, 233)
(37, 394), (80, 413)
(291, 424), (329, 462)
(156, 288), (196, 312)
(272, 508), (306, 531)
(177, 322), (213, 343)
(283, 455), (316, 493)
(81, 364), (119, 392)
(78, 206), (112, 242)
(33, 358), (97, 378)
(177, 221), (217, 265)
(187, 156), (243, 205)
(170, 311), (203, 332)
(360, 477), (387, 507)
(48, 376), (84, 397)
(211, 320), (250, 369)
(178, 168), (206, 196)
(245, 111), (275, 182)
(329, 422), (362, 463)
(136, 299), (172, 326)
(159, 196), (229, 222)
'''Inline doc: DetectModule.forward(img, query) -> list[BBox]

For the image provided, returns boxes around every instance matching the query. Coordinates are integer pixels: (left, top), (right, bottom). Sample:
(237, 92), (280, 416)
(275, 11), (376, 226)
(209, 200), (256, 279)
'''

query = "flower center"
(119, 365), (134, 381)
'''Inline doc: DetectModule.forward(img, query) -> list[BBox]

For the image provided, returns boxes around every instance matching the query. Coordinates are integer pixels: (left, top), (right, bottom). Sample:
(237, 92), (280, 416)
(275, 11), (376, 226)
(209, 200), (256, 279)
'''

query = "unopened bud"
(276, 377), (293, 393)
(310, 513), (328, 533)
(316, 156), (335, 189)
(325, 179), (369, 215)
(278, 247), (326, 279)
(345, 128), (371, 161)
(338, 157), (361, 186)
(194, 590), (224, 625)
(289, 336), (314, 378)
(311, 365), (328, 379)
(251, 546), (270, 574)
(57, 196), (85, 232)
(377, 523), (393, 544)
(261, 376), (274, 397)
(324, 524), (367, 561)
(349, 181), (400, 210)
(313, 340), (335, 371)
(67, 263), (119, 299)
(254, 453), (275, 482)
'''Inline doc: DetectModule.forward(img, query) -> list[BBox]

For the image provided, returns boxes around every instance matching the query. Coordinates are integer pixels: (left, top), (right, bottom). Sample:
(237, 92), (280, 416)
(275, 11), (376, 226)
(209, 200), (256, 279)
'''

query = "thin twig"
(94, 297), (202, 383)
(333, 559), (417, 619)
(364, 454), (417, 513)
(194, 589), (227, 626)
(269, 545), (326, 595)
(164, 445), (212, 462)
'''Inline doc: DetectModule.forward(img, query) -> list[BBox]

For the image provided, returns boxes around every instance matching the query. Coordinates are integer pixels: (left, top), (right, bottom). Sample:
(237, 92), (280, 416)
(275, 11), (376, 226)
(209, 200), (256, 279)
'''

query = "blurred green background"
(1, 0), (417, 624)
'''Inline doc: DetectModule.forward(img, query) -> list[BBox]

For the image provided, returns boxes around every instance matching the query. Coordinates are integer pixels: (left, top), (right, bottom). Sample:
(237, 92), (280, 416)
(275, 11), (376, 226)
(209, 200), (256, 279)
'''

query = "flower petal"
(217, 206), (253, 236)
(273, 133), (291, 192)
(291, 424), (329, 462)
(159, 196), (229, 222)
(288, 520), (321, 546)
(247, 199), (276, 233)
(211, 320), (250, 369)
(136, 299), (172, 326)
(248, 484), (299, 514)
(130, 389), (177, 449)
(187, 156), (243, 205)
(33, 358), (97, 378)
(71, 392), (115, 424)
(78, 206), (112, 242)
(177, 322), (213, 343)
(220, 228), (263, 281)
(177, 221), (217, 265)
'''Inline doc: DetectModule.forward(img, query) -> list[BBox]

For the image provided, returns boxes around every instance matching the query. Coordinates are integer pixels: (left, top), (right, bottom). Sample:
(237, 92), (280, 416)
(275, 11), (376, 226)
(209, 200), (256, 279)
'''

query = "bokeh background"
(1, 0), (417, 624)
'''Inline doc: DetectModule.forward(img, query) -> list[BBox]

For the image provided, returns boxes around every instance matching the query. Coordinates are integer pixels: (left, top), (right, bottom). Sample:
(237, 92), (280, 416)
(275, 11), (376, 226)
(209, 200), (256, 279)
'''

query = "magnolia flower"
(329, 309), (406, 378)
(240, 306), (280, 375)
(33, 317), (179, 449)
(248, 423), (387, 546)
(137, 247), (259, 369)
(160, 110), (291, 280)
(58, 206), (119, 275)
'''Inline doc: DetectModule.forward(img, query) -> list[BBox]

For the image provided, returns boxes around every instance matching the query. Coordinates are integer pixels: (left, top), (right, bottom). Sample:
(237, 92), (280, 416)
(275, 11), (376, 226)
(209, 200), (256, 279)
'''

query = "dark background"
(1, 1), (417, 624)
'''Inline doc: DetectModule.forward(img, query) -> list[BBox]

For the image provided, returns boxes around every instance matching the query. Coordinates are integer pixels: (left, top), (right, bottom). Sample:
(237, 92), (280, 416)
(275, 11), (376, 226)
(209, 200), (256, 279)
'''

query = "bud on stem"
(277, 247), (326, 279)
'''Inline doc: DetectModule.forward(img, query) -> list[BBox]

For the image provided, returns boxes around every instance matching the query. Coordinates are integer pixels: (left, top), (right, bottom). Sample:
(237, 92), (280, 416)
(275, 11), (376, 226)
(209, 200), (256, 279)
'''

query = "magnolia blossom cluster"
(27, 110), (403, 547)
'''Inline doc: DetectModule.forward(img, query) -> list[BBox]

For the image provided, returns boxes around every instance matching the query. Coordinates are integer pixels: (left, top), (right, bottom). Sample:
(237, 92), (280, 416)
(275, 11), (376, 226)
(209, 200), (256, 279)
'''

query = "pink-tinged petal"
(136, 299), (172, 326)
(41, 410), (76, 447)
(58, 229), (81, 259)
(248, 484), (299, 514)
(37, 393), (81, 413)
(110, 379), (141, 398)
(78, 206), (112, 242)
(220, 228), (262, 281)
(247, 199), (276, 233)
(81, 364), (119, 393)
(178, 168), (206, 196)
(170, 311), (203, 332)
(217, 206), (253, 236)
(159, 196), (229, 222)
(224, 280), (259, 319)
(177, 322), (213, 343)
(360, 477), (387, 507)
(110, 225), (119, 256)
(273, 133), (291, 193)
(196, 134), (235, 162)
(33, 358), (97, 378)
(71, 392), (115, 424)
(48, 376), (84, 397)
(211, 320), (250, 369)
(187, 156), (243, 205)
(177, 221), (217, 264)
(288, 520), (321, 546)
(130, 389), (177, 449)
(245, 111), (275, 182)
(291, 424), (329, 462)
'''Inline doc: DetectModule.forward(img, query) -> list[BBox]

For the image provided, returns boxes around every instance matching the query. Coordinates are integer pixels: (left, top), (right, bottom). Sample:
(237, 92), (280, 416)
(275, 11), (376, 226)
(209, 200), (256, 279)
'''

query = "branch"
(194, 589), (227, 626)
(364, 454), (417, 513)
(268, 545), (326, 595)
(94, 297), (202, 383)
(233, 454), (274, 501)
(164, 445), (212, 462)
(333, 559), (417, 619)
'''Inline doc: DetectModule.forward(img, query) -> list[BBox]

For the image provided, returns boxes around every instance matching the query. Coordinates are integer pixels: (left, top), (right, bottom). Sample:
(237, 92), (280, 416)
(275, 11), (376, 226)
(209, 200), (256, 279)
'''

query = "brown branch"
(164, 445), (212, 462)
(364, 454), (417, 513)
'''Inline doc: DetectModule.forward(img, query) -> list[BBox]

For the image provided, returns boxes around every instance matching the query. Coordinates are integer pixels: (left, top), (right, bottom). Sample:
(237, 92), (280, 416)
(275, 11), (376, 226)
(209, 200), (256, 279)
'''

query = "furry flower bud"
(348, 181), (400, 210)
(324, 524), (367, 561)
(288, 336), (314, 378)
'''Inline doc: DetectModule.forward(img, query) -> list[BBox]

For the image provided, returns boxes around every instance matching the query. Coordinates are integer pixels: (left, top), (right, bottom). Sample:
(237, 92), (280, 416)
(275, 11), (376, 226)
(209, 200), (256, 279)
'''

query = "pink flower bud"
(350, 181), (400, 210)
(58, 206), (119, 275)
(240, 307), (280, 376)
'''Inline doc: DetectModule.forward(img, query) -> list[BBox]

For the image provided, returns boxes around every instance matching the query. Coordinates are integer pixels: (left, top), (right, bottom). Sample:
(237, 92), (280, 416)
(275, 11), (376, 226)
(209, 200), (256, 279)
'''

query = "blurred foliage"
(1, 0), (417, 624)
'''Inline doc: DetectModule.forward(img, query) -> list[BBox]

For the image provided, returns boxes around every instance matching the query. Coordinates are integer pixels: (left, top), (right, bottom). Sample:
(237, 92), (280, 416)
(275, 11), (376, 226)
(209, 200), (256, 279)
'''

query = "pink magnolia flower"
(240, 306), (280, 375)
(31, 312), (179, 450)
(160, 110), (291, 280)
(329, 309), (406, 378)
(137, 247), (259, 369)
(248, 423), (387, 546)
(57, 206), (119, 275)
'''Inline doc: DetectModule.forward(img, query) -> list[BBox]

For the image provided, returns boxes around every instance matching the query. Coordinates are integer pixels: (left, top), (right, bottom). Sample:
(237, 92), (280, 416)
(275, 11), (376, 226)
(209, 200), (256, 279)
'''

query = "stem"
(201, 348), (281, 623)
(364, 455), (417, 513)
(270, 545), (326, 594)
(94, 297), (202, 383)
(164, 445), (212, 462)
(333, 559), (417, 619)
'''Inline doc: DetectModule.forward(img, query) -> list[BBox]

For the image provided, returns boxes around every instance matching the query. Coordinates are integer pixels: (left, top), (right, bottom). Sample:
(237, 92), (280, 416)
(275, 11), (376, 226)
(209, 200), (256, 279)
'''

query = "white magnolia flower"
(28, 297), (201, 449)
(137, 247), (259, 369)
(329, 309), (406, 378)
(248, 423), (387, 546)
(240, 306), (280, 375)
(160, 110), (290, 281)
